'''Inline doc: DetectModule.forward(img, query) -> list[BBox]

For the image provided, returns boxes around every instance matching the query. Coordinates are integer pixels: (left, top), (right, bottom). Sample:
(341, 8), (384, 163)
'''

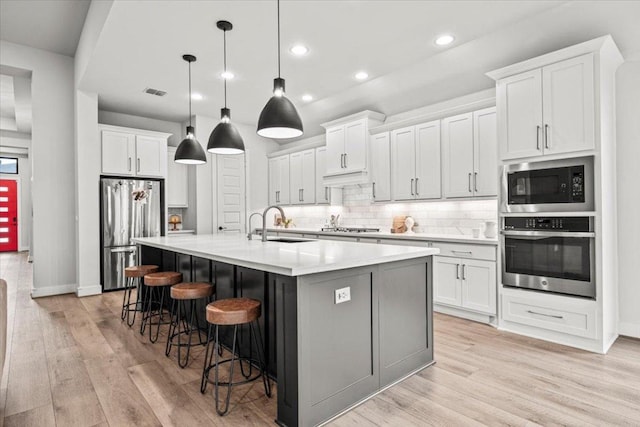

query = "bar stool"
(200, 297), (271, 416)
(165, 282), (215, 368)
(140, 271), (182, 343)
(121, 265), (159, 327)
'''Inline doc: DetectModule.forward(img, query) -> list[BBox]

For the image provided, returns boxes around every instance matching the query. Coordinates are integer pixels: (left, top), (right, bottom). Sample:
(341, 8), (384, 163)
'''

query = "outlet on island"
(334, 286), (351, 304)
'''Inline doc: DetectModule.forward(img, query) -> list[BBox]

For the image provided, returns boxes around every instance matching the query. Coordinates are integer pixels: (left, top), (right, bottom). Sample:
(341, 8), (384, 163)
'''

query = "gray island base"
(133, 235), (437, 426)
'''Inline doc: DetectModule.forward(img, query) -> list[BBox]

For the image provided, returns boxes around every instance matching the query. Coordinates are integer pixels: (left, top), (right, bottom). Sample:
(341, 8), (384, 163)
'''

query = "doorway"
(0, 178), (18, 252)
(216, 154), (246, 234)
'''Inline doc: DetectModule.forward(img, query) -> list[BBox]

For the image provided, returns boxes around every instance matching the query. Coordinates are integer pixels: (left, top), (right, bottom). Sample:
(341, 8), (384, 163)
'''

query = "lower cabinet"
(433, 255), (496, 315)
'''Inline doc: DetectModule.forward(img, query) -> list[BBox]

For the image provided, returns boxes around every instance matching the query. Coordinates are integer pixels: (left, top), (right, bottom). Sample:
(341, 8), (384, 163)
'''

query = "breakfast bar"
(133, 234), (438, 426)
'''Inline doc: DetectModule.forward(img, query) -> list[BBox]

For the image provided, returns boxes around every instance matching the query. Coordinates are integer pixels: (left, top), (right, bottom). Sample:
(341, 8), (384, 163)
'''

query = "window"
(0, 157), (18, 174)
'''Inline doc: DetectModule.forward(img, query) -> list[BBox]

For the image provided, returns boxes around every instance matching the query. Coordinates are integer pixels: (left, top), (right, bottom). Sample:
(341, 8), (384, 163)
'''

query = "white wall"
(0, 41), (76, 297)
(0, 136), (31, 251)
(616, 60), (640, 338)
(98, 110), (182, 146)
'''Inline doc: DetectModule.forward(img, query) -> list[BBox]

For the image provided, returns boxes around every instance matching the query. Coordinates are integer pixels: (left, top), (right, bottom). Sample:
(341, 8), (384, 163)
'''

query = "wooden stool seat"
(125, 265), (159, 278)
(171, 282), (215, 300)
(206, 298), (261, 326)
(144, 271), (182, 287)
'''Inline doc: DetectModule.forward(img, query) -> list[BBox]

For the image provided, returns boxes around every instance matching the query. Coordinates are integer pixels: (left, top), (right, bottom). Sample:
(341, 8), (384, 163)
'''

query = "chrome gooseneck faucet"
(247, 212), (264, 240)
(262, 205), (287, 242)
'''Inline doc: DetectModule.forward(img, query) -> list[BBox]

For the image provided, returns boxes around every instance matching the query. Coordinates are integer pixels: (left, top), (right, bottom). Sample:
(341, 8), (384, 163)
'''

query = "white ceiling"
(0, 0), (90, 57)
(2, 1), (640, 144)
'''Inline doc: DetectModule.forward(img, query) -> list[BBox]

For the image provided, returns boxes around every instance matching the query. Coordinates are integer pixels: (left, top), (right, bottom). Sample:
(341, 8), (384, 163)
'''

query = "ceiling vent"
(143, 87), (167, 97)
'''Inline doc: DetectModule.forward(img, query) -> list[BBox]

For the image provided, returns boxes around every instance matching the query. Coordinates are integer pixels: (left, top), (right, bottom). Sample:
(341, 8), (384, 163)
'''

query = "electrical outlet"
(334, 286), (351, 304)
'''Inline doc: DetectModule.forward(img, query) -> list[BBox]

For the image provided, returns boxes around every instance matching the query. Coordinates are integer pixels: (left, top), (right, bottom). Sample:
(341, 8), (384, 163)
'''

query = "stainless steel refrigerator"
(100, 178), (163, 291)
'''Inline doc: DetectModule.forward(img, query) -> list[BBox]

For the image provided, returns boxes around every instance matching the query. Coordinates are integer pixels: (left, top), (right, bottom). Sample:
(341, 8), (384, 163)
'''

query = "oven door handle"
(500, 230), (595, 238)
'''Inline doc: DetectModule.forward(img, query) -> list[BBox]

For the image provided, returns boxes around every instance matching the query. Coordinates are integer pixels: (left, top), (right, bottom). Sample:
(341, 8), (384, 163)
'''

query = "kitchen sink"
(267, 238), (316, 243)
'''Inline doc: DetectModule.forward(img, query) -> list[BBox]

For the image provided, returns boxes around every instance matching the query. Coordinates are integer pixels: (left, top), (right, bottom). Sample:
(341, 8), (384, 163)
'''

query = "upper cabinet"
(496, 53), (594, 160)
(290, 149), (316, 205)
(442, 107), (497, 198)
(391, 120), (441, 201)
(268, 155), (290, 205)
(370, 132), (391, 202)
(100, 125), (170, 178)
(321, 111), (385, 186)
(166, 146), (189, 208)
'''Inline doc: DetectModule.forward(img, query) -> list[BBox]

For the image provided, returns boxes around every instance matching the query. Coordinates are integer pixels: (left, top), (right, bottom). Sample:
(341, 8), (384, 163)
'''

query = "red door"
(0, 179), (18, 252)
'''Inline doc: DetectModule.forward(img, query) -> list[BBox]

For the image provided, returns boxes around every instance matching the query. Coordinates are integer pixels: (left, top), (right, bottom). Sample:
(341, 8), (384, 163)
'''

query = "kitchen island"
(133, 234), (438, 426)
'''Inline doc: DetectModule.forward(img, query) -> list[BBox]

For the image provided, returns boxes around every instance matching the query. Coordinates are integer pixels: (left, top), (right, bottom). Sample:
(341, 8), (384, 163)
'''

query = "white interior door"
(216, 154), (246, 234)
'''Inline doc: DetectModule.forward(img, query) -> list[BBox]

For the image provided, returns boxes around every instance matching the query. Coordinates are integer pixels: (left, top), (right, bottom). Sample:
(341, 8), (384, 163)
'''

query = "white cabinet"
(269, 155), (290, 205)
(100, 125), (169, 178)
(442, 107), (497, 198)
(166, 146), (188, 208)
(391, 120), (441, 201)
(315, 147), (329, 204)
(321, 111), (385, 186)
(433, 255), (496, 316)
(290, 149), (315, 204)
(497, 53), (594, 160)
(370, 132), (391, 202)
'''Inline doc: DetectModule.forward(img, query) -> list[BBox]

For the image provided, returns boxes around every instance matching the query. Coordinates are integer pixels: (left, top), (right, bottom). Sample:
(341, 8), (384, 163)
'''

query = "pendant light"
(175, 54), (207, 164)
(256, 0), (303, 139)
(207, 20), (245, 155)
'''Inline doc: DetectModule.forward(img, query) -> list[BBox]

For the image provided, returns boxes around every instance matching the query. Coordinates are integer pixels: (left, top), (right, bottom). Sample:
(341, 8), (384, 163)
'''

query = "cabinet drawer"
(433, 242), (496, 261)
(502, 293), (596, 339)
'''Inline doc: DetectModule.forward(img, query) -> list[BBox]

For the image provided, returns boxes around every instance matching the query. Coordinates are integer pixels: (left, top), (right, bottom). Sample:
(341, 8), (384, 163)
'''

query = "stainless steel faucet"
(262, 205), (287, 242)
(247, 212), (264, 240)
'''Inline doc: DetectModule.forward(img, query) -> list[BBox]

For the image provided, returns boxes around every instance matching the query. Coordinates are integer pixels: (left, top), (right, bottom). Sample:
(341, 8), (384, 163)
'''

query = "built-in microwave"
(501, 156), (594, 213)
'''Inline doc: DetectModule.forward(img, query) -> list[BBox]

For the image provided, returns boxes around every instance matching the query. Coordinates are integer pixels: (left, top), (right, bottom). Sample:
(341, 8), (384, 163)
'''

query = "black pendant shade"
(207, 20), (245, 155)
(256, 0), (304, 139)
(175, 125), (207, 164)
(175, 55), (207, 164)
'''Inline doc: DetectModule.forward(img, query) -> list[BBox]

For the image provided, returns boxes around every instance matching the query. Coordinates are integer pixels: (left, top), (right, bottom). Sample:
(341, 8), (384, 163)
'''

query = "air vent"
(143, 87), (167, 97)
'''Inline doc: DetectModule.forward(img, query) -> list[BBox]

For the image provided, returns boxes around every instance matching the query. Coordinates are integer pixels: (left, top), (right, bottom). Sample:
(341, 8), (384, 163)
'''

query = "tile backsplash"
(272, 184), (497, 235)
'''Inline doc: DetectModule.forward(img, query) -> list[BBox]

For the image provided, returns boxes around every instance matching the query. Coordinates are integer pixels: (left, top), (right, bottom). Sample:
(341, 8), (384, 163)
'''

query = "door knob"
(218, 226), (227, 230)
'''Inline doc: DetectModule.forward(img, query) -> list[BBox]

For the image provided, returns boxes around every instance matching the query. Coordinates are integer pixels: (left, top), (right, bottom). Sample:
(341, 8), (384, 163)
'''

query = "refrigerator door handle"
(110, 246), (137, 254)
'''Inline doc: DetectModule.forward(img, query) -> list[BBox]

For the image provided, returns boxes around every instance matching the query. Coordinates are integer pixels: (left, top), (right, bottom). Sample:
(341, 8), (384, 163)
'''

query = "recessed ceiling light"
(290, 44), (309, 56)
(435, 34), (455, 46)
(302, 94), (313, 102)
(191, 93), (203, 100)
(354, 71), (369, 81)
(220, 71), (235, 79)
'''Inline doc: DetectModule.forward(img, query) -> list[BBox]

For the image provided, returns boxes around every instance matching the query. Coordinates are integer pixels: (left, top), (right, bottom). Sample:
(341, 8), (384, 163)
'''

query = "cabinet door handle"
(344, 153), (348, 168)
(372, 182), (376, 199)
(468, 173), (472, 192)
(276, 190), (279, 203)
(527, 310), (563, 319)
(410, 178), (415, 196)
(456, 264), (460, 279)
(536, 125), (541, 150)
(325, 187), (328, 201)
(301, 189), (304, 202)
(474, 172), (478, 192)
(544, 124), (550, 149)
(452, 250), (473, 255)
(137, 158), (141, 173)
(415, 177), (419, 195)
(462, 264), (466, 280)
(128, 157), (132, 171)
(340, 154), (344, 168)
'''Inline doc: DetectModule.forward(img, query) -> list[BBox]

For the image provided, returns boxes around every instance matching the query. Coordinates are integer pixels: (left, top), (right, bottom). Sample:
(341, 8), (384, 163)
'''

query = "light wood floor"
(1, 252), (639, 426)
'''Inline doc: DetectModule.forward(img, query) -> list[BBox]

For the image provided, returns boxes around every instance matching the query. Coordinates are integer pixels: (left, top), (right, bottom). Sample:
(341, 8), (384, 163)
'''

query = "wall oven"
(501, 156), (594, 213)
(501, 216), (595, 299)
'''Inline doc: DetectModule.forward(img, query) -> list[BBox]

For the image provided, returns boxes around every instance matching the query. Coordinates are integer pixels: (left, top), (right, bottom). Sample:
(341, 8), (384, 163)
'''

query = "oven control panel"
(503, 216), (592, 232)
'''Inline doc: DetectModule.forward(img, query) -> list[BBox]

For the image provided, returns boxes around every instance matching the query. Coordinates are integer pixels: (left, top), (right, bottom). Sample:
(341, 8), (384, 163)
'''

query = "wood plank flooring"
(1, 251), (639, 426)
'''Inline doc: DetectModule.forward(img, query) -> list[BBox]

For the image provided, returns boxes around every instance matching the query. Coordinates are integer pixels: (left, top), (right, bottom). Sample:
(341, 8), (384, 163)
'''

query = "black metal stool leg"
(165, 298), (177, 357)
(201, 324), (215, 394)
(140, 285), (154, 335)
(126, 277), (141, 327)
(215, 325), (238, 416)
(149, 286), (166, 343)
(239, 324), (254, 379)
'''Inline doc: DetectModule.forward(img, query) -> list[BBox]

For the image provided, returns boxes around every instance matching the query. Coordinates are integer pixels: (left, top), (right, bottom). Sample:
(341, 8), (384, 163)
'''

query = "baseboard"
(31, 283), (77, 298)
(76, 284), (102, 297)
(619, 321), (640, 339)
(434, 304), (497, 326)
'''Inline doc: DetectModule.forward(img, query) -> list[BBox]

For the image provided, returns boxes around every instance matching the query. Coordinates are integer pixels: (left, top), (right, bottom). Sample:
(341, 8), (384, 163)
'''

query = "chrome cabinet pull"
(544, 124), (550, 149)
(411, 178), (415, 196)
(325, 187), (328, 201)
(137, 158), (141, 173)
(344, 153), (348, 168)
(415, 177), (419, 195)
(536, 125), (541, 150)
(527, 310), (563, 319)
(468, 173), (472, 192)
(341, 154), (345, 168)
(462, 264), (466, 280)
(301, 189), (304, 202)
(474, 172), (478, 192)
(452, 250), (473, 255)
(128, 157), (132, 171)
(372, 182), (376, 199)
(456, 264), (460, 279)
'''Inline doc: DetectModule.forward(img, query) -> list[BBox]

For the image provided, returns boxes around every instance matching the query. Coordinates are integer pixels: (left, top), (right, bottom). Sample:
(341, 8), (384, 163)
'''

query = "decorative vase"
(404, 216), (415, 234)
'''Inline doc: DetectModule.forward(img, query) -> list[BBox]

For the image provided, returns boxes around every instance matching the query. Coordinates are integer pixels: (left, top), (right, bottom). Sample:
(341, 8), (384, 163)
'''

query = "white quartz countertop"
(133, 234), (439, 277)
(260, 227), (499, 246)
